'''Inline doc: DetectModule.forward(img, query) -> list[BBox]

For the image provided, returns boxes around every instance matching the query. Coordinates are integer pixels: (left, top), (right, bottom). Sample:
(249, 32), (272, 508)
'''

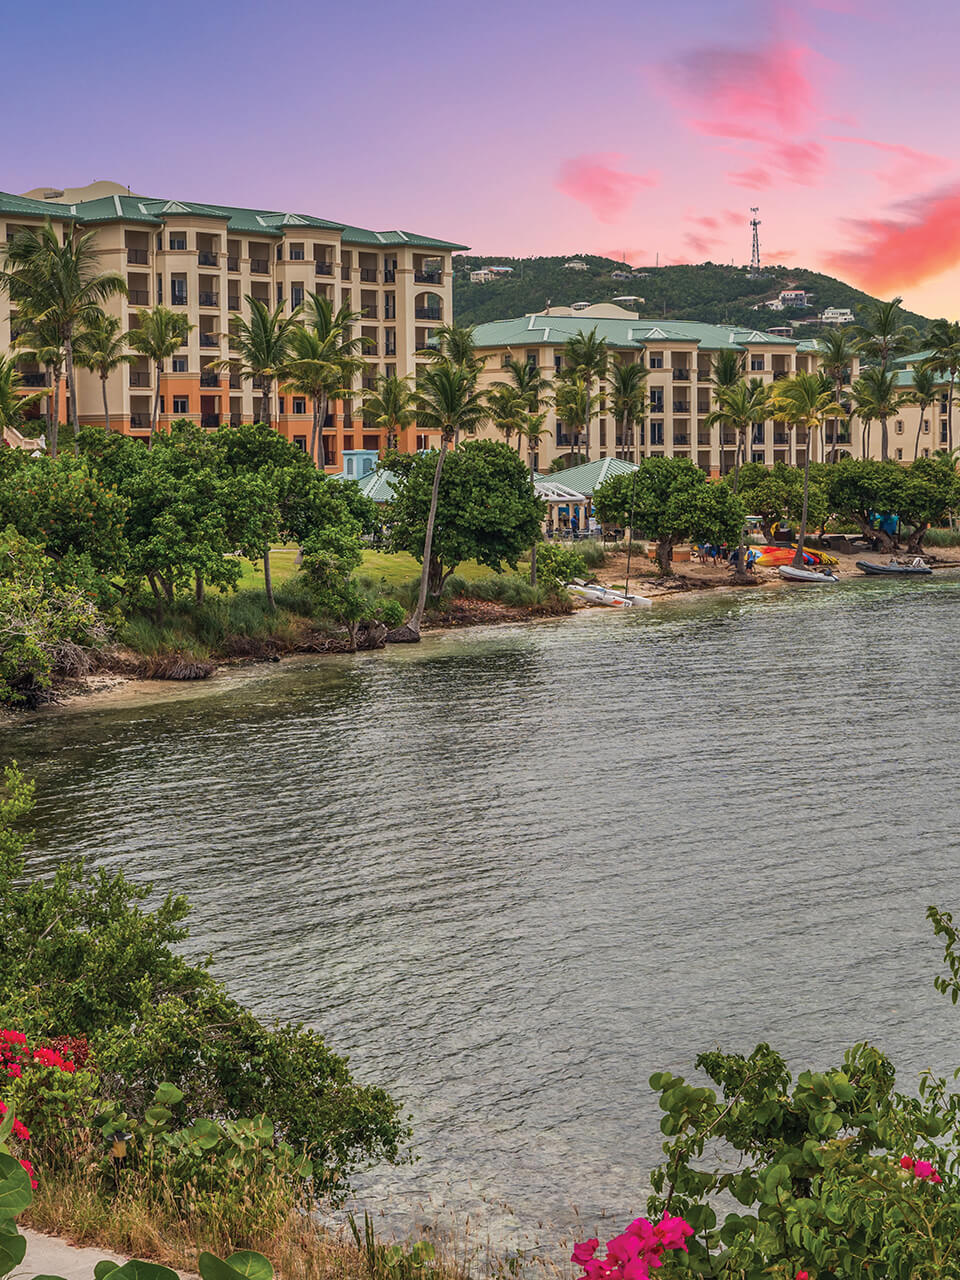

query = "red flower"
(900, 1155), (915, 1171)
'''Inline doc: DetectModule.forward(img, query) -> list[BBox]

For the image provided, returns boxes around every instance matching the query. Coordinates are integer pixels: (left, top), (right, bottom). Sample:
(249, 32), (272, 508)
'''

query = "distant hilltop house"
(469, 265), (514, 284)
(766, 288), (812, 311)
(820, 306), (855, 325)
(767, 325), (794, 338)
(611, 270), (632, 280)
(563, 260), (589, 271)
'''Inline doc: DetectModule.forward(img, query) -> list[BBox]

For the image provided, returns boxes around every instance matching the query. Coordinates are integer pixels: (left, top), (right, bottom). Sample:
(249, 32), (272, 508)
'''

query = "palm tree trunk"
(410, 434), (450, 634)
(150, 365), (162, 448)
(949, 374), (955, 453)
(865, 421), (872, 459)
(881, 415), (889, 461)
(310, 399), (321, 467)
(101, 374), (110, 433)
(261, 382), (271, 427)
(48, 368), (60, 458)
(734, 426), (745, 492)
(63, 329), (80, 456)
(264, 543), (275, 610)
(529, 456), (538, 587)
(914, 413), (924, 461)
(584, 377), (591, 462)
(792, 426), (813, 568)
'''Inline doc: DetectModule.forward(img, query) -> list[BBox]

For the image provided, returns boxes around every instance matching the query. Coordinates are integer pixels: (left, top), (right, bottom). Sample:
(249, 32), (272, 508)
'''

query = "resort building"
(821, 307), (855, 325)
(471, 303), (865, 475)
(0, 182), (466, 470)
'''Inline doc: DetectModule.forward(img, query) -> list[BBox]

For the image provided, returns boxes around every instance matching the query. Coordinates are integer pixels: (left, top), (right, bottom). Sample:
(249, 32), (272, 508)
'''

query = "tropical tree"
(219, 297), (300, 431)
(422, 323), (480, 380)
(906, 362), (940, 461)
(0, 354), (45, 438)
(0, 221), (126, 452)
(12, 312), (64, 452)
(554, 376), (597, 465)
(486, 383), (529, 449)
(926, 318), (960, 451)
(361, 373), (415, 451)
(817, 328), (860, 461)
(850, 364), (907, 463)
(770, 372), (844, 566)
(402, 363), (491, 636)
(853, 296), (918, 366)
(74, 311), (133, 434)
(709, 349), (746, 473)
(494, 356), (550, 414)
(560, 329), (608, 460)
(126, 306), (194, 445)
(609, 359), (647, 462)
(282, 325), (361, 467)
(705, 378), (770, 579)
(298, 293), (369, 464)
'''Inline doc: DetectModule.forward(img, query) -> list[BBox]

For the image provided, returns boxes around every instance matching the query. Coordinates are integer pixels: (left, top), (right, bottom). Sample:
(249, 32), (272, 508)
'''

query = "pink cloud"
(768, 140), (827, 184)
(729, 167), (773, 190)
(824, 184), (960, 292)
(684, 232), (721, 257)
(661, 40), (818, 137)
(555, 154), (658, 222)
(764, 248), (798, 263)
(828, 135), (950, 187)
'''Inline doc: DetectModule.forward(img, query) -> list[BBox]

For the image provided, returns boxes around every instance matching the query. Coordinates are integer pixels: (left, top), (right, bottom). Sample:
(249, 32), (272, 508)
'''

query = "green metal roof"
(0, 190), (77, 220)
(358, 469), (396, 503)
(31, 191), (467, 249)
(472, 314), (798, 353)
(892, 349), (934, 366)
(547, 456), (640, 496)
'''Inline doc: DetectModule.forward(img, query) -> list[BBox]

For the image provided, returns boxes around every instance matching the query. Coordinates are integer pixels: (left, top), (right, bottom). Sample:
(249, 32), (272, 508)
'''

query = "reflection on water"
(5, 578), (960, 1248)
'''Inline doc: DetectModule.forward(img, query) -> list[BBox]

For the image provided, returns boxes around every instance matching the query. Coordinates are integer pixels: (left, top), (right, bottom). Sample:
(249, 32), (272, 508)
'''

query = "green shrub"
(577, 539), (607, 568)
(534, 542), (588, 591)
(923, 527), (960, 547)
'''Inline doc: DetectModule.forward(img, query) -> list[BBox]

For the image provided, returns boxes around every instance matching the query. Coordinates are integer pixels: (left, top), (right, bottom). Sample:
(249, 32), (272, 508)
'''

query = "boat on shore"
(856, 558), (932, 576)
(566, 582), (653, 607)
(778, 565), (839, 584)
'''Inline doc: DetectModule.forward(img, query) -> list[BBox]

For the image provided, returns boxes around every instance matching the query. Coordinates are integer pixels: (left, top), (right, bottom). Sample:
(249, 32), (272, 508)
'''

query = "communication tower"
(749, 208), (762, 275)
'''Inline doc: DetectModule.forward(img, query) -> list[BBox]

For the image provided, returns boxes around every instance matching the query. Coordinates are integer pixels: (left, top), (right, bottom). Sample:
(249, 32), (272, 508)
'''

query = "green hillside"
(452, 255), (931, 335)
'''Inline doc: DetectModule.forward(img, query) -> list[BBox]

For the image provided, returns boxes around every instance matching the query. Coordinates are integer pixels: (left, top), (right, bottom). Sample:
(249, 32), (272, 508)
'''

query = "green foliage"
(348, 1211), (437, 1280)
(825, 456), (960, 550)
(535, 542), (588, 590)
(387, 440), (544, 593)
(734, 461), (827, 534)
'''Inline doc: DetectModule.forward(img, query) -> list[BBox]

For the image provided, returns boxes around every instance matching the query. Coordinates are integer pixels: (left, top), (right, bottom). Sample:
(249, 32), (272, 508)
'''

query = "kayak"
(856, 558), (932, 576)
(779, 565), (839, 584)
(566, 584), (653, 607)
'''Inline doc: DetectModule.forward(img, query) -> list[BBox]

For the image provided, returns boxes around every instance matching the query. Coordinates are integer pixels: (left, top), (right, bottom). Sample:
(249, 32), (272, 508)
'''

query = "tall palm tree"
(0, 354), (45, 438)
(850, 365), (907, 462)
(283, 324), (361, 467)
(925, 318), (960, 451)
(423, 323), (480, 380)
(219, 297), (300, 431)
(127, 306), (194, 446)
(608, 359), (647, 462)
(405, 364), (491, 637)
(709, 349), (746, 473)
(706, 378), (770, 493)
(362, 373), (415, 451)
(486, 383), (529, 450)
(554, 376), (597, 465)
(13, 312), (64, 454)
(817, 328), (859, 461)
(494, 356), (550, 414)
(907, 362), (940, 460)
(297, 293), (368, 464)
(0, 221), (126, 453)
(853, 296), (918, 366)
(771, 372), (844, 566)
(74, 311), (133, 434)
(561, 330), (608, 460)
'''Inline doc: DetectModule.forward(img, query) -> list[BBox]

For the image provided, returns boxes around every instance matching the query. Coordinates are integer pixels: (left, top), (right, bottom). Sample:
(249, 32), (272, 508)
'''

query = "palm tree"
(706, 378), (770, 493)
(709, 349), (746, 473)
(554, 376), (597, 464)
(0, 354), (45, 438)
(127, 306), (194, 445)
(906, 362), (939, 460)
(817, 328), (859, 461)
(423, 323), (480, 380)
(405, 364), (491, 637)
(487, 384), (529, 450)
(283, 324), (362, 467)
(608, 359), (647, 461)
(925, 319), (960, 451)
(494, 356), (550, 414)
(850, 365), (907, 462)
(362, 373), (415, 451)
(561, 330), (607, 460)
(297, 293), (369, 464)
(853, 296), (918, 366)
(74, 311), (133, 433)
(0, 221), (126, 453)
(771, 372), (844, 566)
(12, 312), (64, 454)
(219, 297), (300, 431)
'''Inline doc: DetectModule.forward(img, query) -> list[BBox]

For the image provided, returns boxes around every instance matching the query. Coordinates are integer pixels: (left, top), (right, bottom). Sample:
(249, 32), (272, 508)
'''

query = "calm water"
(4, 579), (960, 1251)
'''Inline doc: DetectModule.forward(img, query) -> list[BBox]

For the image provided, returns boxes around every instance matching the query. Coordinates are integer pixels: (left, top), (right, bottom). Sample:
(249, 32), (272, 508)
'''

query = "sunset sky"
(5, 0), (960, 318)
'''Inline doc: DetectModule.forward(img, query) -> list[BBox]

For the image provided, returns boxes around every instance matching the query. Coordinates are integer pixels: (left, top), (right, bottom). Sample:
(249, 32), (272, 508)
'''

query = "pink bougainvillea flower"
(655, 1215), (694, 1251)
(18, 1158), (37, 1190)
(914, 1160), (936, 1180)
(581, 1259), (607, 1280)
(797, 1271), (809, 1280)
(900, 1155), (915, 1170)
(621, 1257), (651, 1280)
(932, 1173), (944, 1184)
(605, 1231), (643, 1265)
(572, 1240), (600, 1265)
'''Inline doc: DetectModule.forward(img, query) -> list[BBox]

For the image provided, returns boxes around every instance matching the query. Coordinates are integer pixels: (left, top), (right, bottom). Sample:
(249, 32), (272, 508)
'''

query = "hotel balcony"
(199, 333), (219, 348)
(227, 256), (239, 272)
(250, 259), (269, 274)
(198, 290), (219, 308)
(129, 413), (149, 431)
(198, 251), (218, 267)
(127, 248), (148, 265)
(128, 289), (149, 306)
(673, 401), (690, 414)
(359, 267), (378, 282)
(314, 261), (334, 276)
(672, 368), (690, 381)
(414, 270), (442, 285)
(227, 295), (240, 310)
(129, 371), (151, 388)
(201, 413), (221, 428)
(19, 371), (49, 387)
(200, 371), (219, 387)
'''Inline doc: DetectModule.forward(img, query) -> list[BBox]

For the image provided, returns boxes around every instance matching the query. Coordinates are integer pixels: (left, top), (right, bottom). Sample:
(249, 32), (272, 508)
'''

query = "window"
(289, 244), (304, 261)
(156, 276), (162, 303)
(895, 419), (904, 434)
(276, 284), (283, 304)
(171, 280), (187, 305)
(501, 354), (511, 368)
(649, 352), (664, 369)
(599, 420), (606, 446)
(923, 419), (930, 433)
(159, 396), (165, 413)
(650, 421), (664, 446)
(751, 356), (765, 371)
(942, 421), (949, 443)
(343, 434), (354, 450)
(172, 356), (187, 373)
(276, 245), (283, 261)
(896, 448), (903, 460)
(292, 397), (306, 414)
(752, 422), (765, 444)
(526, 351), (538, 367)
(923, 448), (930, 457)
(156, 233), (163, 251)
(649, 389), (664, 412)
(416, 434), (430, 451)
(386, 363), (396, 378)
(554, 355), (563, 372)
(169, 233), (186, 251)
(291, 285), (304, 308)
(363, 434), (380, 450)
(324, 439), (336, 466)
(172, 396), (189, 414)
(293, 435), (307, 452)
(752, 451), (765, 464)
(384, 330), (396, 356)
(278, 397), (285, 414)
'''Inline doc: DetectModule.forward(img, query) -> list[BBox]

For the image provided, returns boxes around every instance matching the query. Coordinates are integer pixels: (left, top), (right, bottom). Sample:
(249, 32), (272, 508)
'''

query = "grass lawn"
(234, 547), (514, 591)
